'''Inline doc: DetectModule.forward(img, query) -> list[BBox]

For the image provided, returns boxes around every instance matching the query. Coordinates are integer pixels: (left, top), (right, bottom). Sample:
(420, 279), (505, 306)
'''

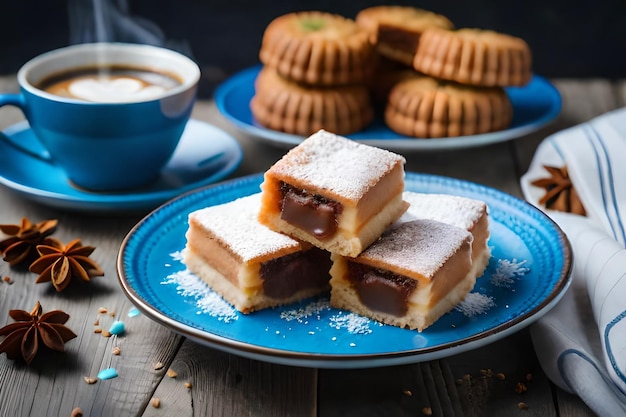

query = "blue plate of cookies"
(215, 65), (562, 152)
(117, 172), (572, 368)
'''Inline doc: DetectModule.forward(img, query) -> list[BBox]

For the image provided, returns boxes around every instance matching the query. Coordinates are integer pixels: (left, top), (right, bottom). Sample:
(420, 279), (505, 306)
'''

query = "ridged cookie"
(259, 11), (374, 86)
(413, 28), (532, 87)
(250, 67), (374, 136)
(385, 73), (512, 138)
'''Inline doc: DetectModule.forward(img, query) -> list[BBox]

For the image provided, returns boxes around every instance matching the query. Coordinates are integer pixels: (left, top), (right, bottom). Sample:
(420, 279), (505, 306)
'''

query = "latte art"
(37, 66), (183, 103)
(68, 77), (167, 103)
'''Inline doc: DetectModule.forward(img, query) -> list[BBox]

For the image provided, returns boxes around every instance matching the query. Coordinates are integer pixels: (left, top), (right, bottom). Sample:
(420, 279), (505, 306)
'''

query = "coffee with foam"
(37, 66), (182, 103)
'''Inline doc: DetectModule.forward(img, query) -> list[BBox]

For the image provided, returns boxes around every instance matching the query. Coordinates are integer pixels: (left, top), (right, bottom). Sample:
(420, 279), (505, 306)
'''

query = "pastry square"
(398, 191), (491, 278)
(183, 193), (332, 313)
(258, 129), (409, 257)
(329, 219), (481, 332)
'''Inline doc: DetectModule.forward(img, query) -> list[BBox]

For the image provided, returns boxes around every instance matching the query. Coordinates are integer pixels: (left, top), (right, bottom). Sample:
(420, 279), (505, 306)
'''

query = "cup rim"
(17, 42), (200, 105)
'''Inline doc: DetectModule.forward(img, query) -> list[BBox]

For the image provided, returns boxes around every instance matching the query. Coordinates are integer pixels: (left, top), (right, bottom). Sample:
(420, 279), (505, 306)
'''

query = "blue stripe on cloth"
(548, 136), (566, 161)
(604, 308), (626, 391)
(584, 124), (626, 246)
(557, 348), (626, 414)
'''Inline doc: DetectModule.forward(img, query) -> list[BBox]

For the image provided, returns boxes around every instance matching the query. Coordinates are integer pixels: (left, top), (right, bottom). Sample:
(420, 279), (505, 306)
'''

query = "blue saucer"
(0, 119), (243, 212)
(215, 66), (562, 151)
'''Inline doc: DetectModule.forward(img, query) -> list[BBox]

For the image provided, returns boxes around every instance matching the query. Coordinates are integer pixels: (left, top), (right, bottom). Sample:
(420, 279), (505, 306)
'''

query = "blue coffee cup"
(0, 43), (200, 191)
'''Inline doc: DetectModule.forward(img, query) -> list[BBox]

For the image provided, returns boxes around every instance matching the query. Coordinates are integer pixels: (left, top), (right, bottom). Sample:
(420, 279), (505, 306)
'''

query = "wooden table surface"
(1, 74), (618, 417)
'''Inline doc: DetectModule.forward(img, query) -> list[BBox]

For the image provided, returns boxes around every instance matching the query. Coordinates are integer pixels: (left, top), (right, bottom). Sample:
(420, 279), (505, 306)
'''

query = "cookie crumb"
(151, 397), (161, 408)
(98, 307), (108, 314)
(184, 382), (192, 389)
(94, 319), (100, 326)
(402, 389), (412, 396)
(497, 372), (506, 380)
(3, 276), (13, 284)
(94, 328), (102, 334)
(83, 376), (97, 385)
(71, 407), (83, 417)
(154, 361), (164, 370)
(515, 382), (528, 394)
(101, 330), (111, 338)
(110, 311), (116, 317)
(518, 402), (528, 410)
(167, 369), (178, 378)
(112, 346), (121, 355)
(422, 406), (433, 415)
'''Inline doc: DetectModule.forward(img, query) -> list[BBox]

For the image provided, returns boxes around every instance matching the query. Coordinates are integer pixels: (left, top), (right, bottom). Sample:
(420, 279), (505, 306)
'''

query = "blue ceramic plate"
(215, 66), (562, 151)
(117, 173), (572, 368)
(0, 119), (243, 212)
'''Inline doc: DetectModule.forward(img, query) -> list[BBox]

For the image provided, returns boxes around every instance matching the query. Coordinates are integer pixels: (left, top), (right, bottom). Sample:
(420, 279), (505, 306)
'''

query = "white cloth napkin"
(521, 107), (626, 416)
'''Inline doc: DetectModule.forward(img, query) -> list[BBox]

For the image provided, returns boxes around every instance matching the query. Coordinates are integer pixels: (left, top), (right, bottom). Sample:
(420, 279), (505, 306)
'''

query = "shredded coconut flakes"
(279, 299), (331, 322)
(455, 292), (496, 317)
(169, 250), (184, 262)
(162, 269), (238, 323)
(328, 312), (375, 335)
(490, 259), (530, 287)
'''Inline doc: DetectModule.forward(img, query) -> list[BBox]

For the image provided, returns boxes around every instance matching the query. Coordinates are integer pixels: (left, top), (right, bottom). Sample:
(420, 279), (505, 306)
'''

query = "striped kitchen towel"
(521, 107), (626, 416)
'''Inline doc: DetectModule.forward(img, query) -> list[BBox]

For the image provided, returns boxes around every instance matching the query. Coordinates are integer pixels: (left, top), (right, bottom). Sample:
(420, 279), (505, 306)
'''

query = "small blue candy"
(98, 368), (118, 380)
(109, 321), (125, 335)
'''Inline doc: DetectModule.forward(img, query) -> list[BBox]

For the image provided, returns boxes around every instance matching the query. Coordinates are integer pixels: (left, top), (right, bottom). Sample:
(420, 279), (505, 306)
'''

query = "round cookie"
(259, 11), (374, 86)
(356, 6), (454, 66)
(413, 28), (532, 87)
(385, 73), (513, 138)
(250, 67), (374, 136)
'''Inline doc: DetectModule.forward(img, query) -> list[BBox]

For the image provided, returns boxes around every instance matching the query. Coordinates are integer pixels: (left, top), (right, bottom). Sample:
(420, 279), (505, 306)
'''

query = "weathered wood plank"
(319, 361), (463, 417)
(0, 196), (184, 417)
(614, 79), (626, 105)
(143, 340), (317, 417)
(445, 329), (557, 417)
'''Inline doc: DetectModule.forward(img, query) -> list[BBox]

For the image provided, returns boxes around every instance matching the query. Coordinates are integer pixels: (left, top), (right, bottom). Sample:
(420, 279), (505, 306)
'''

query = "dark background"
(2, 0), (625, 97)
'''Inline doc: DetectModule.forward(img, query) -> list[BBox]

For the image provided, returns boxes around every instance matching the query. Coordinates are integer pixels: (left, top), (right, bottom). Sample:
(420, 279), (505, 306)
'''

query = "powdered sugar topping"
(189, 193), (300, 261)
(399, 192), (486, 230)
(268, 130), (405, 200)
(360, 219), (472, 278)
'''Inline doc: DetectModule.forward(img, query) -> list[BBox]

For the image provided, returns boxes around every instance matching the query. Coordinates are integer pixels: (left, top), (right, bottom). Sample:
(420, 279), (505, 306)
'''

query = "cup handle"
(0, 93), (52, 162)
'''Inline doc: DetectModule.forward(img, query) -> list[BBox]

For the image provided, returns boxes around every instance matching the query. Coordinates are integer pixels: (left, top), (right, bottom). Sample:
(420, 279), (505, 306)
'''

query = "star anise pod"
(531, 165), (586, 215)
(0, 217), (58, 267)
(0, 301), (77, 365)
(29, 238), (105, 292)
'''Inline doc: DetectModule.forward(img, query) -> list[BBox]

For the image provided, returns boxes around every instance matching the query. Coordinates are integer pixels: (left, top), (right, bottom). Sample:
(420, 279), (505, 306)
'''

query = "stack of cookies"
(250, 6), (533, 140)
(183, 130), (492, 332)
(250, 11), (376, 136)
(356, 5), (532, 138)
